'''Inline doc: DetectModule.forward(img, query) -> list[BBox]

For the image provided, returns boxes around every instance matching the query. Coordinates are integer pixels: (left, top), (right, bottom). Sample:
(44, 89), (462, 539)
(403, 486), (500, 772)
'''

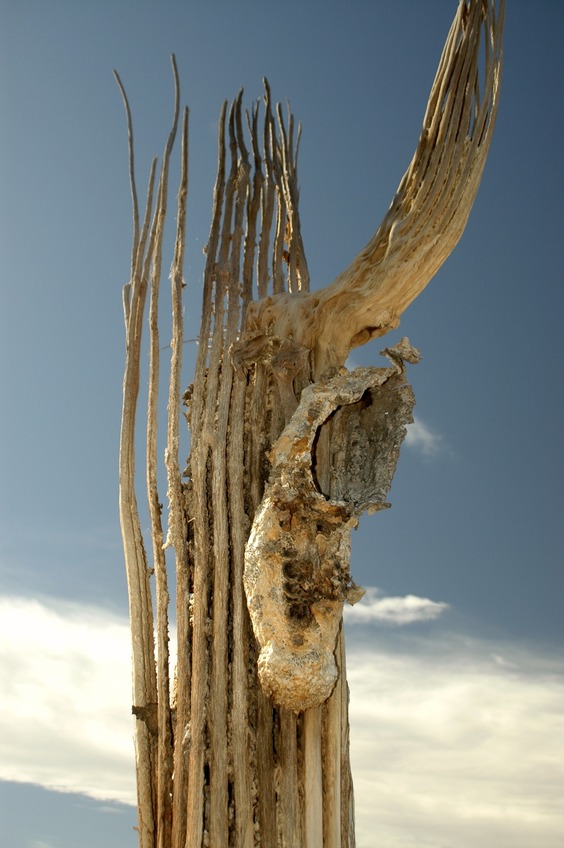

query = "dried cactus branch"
(245, 0), (505, 377)
(113, 69), (140, 275)
(117, 55), (184, 848)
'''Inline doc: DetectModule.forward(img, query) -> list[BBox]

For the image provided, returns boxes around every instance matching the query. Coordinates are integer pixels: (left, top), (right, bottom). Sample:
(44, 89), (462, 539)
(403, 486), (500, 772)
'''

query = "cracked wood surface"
(243, 344), (418, 712)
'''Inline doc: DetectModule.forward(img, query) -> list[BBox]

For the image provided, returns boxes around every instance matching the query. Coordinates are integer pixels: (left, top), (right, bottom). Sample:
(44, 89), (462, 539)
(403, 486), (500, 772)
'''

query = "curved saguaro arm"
(246, 0), (505, 376)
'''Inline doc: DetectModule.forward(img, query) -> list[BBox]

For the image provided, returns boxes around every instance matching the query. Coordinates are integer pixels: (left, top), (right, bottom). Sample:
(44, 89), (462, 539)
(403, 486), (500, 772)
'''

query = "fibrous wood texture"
(246, 0), (505, 377)
(117, 3), (504, 847)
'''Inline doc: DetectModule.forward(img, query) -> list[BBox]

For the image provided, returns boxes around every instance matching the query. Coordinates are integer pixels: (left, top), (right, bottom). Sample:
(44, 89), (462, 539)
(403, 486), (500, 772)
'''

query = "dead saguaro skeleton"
(116, 2), (504, 846)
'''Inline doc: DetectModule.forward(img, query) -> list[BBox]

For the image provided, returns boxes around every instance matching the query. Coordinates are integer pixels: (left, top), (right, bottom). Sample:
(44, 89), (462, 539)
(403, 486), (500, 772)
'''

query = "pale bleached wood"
(143, 58), (183, 848)
(182, 371), (211, 848)
(304, 708), (324, 848)
(160, 102), (188, 848)
(339, 632), (355, 848)
(117, 79), (162, 848)
(257, 83), (277, 299)
(180, 99), (229, 848)
(229, 98), (258, 848)
(185, 234), (224, 848)
(256, 689), (278, 846)
(246, 0), (505, 377)
(171, 104), (228, 848)
(228, 374), (255, 848)
(118, 55), (189, 848)
(243, 101), (263, 310)
(278, 709), (302, 848)
(209, 101), (247, 847)
(113, 69), (139, 282)
(322, 640), (342, 848)
(275, 101), (309, 294)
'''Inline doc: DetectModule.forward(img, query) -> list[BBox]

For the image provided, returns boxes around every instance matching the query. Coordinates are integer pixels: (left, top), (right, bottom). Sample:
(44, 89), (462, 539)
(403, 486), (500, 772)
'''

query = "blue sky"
(1, 1), (563, 846)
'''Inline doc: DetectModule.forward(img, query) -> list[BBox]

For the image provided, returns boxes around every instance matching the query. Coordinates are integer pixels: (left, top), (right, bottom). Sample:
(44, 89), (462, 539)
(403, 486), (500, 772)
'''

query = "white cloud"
(404, 416), (443, 457)
(345, 586), (448, 625)
(347, 635), (564, 848)
(0, 595), (135, 804)
(2, 595), (563, 848)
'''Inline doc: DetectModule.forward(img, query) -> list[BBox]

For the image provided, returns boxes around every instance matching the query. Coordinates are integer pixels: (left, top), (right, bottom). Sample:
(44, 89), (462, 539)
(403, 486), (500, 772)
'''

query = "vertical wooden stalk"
(163, 105), (189, 848)
(118, 68), (360, 848)
(116, 96), (159, 848)
(148, 63), (183, 848)
(209, 101), (245, 848)
(304, 708), (324, 848)
(228, 373), (255, 848)
(278, 709), (301, 848)
(322, 667), (342, 848)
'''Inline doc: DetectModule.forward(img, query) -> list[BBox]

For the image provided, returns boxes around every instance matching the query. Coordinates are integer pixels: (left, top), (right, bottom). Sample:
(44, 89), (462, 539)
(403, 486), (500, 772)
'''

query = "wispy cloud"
(347, 634), (564, 848)
(404, 416), (444, 457)
(344, 359), (444, 460)
(0, 595), (135, 804)
(2, 595), (563, 847)
(344, 586), (448, 625)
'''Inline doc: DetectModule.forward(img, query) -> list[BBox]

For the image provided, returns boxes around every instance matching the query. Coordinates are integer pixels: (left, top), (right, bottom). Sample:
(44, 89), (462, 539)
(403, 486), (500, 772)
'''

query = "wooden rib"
(183, 335), (213, 848)
(339, 630), (355, 848)
(256, 689), (278, 847)
(140, 56), (183, 848)
(303, 707), (324, 848)
(117, 74), (161, 848)
(257, 81), (276, 298)
(160, 107), (188, 848)
(179, 108), (226, 848)
(276, 102), (309, 293)
(230, 101), (260, 846)
(278, 709), (302, 848)
(322, 646), (342, 848)
(209, 98), (243, 848)
(242, 102), (263, 312)
(228, 377), (254, 848)
(119, 170), (159, 848)
(271, 104), (287, 296)
(113, 69), (140, 279)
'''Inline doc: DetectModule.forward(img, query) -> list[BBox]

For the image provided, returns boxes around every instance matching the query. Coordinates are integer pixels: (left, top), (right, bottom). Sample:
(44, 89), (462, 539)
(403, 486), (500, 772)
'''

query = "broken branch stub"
(244, 338), (419, 711)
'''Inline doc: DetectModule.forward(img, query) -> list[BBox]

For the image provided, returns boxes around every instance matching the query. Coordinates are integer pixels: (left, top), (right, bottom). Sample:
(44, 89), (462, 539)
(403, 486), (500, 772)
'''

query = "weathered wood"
(322, 646), (342, 848)
(150, 70), (185, 848)
(278, 709), (301, 848)
(117, 60), (175, 847)
(243, 353), (418, 712)
(245, 0), (505, 378)
(228, 376), (254, 848)
(208, 105), (239, 848)
(117, 4), (504, 846)
(304, 708), (323, 848)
